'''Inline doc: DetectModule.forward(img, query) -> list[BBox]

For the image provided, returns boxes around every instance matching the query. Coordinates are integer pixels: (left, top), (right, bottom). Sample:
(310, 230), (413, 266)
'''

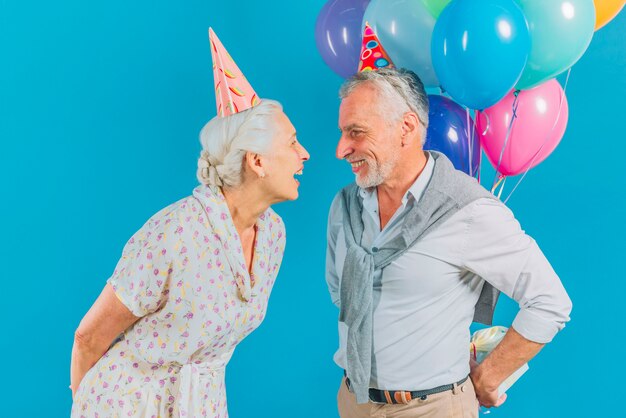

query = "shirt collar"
(359, 152), (435, 209)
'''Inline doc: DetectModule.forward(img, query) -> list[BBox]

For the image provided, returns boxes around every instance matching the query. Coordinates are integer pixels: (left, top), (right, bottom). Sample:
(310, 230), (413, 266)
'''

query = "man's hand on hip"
(469, 327), (544, 409)
(469, 359), (507, 408)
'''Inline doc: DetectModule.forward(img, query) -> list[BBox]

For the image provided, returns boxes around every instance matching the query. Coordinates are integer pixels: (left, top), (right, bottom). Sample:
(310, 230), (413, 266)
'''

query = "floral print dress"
(71, 185), (286, 418)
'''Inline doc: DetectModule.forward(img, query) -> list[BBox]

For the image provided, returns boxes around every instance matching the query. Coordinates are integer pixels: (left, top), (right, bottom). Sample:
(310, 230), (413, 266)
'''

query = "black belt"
(344, 373), (469, 405)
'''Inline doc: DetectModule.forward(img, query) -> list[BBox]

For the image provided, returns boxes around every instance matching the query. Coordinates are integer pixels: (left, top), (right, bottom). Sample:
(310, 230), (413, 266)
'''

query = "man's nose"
(336, 135), (352, 160)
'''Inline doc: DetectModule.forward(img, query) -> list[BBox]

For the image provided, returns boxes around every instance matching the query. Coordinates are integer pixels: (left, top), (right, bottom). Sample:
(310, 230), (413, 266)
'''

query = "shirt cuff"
(511, 308), (567, 344)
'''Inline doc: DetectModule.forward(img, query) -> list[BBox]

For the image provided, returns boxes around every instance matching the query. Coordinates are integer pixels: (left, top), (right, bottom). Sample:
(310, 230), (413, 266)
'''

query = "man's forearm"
(470, 326), (544, 406)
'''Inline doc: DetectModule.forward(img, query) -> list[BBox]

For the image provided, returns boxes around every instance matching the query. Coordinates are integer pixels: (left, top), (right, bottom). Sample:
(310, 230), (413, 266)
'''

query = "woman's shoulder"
(128, 194), (207, 244)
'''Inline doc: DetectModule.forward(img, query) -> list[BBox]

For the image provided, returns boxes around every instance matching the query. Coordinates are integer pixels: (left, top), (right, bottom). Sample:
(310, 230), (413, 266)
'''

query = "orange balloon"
(594, 0), (625, 30)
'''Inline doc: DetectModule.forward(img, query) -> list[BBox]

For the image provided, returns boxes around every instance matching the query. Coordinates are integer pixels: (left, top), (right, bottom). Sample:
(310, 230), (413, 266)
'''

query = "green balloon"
(514, 0), (596, 90)
(423, 0), (452, 18)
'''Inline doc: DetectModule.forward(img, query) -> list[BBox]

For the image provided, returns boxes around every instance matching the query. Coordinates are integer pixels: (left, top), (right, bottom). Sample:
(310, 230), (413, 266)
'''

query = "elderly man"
(325, 67), (572, 418)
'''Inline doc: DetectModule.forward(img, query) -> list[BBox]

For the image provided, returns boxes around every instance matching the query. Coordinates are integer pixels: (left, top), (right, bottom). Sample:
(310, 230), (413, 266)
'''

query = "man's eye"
(350, 130), (362, 137)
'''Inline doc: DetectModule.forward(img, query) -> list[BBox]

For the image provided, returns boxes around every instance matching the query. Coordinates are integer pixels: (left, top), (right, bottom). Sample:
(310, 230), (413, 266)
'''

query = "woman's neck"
(222, 183), (269, 236)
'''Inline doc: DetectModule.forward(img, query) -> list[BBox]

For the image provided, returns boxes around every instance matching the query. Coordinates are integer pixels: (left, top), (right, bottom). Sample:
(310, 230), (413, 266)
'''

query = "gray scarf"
(340, 151), (498, 404)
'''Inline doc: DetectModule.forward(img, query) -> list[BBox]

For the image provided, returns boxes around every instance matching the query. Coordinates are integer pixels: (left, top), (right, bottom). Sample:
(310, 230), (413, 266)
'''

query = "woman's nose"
(299, 144), (310, 161)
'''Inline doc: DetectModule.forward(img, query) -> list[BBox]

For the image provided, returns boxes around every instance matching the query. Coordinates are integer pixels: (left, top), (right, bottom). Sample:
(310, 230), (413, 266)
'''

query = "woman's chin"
(278, 189), (299, 202)
(264, 188), (299, 204)
(281, 181), (301, 201)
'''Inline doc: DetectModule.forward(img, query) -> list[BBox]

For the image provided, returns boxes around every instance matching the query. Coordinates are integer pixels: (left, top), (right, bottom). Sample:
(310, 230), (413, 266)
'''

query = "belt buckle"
(393, 390), (412, 405)
(368, 390), (412, 405)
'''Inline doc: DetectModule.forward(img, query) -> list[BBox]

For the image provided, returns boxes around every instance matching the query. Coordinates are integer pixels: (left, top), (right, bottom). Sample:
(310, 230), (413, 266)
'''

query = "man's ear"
(401, 112), (421, 145)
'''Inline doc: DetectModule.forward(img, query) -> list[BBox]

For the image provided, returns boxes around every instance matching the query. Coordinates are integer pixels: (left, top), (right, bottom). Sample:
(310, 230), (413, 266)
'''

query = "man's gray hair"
(339, 68), (429, 144)
(197, 99), (283, 188)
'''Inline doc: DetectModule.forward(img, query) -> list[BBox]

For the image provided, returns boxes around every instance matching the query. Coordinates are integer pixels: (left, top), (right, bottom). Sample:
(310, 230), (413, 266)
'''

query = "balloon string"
(471, 109), (482, 181)
(481, 111), (491, 136)
(465, 106), (474, 177)
(465, 107), (482, 181)
(490, 174), (507, 198)
(496, 176), (507, 199)
(503, 69), (572, 204)
(476, 145), (482, 184)
(471, 112), (481, 181)
(491, 90), (520, 191)
(494, 176), (507, 199)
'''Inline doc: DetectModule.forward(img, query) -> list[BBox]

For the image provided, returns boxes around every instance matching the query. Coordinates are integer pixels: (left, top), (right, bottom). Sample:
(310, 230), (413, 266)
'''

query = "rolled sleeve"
(512, 305), (568, 344)
(463, 198), (572, 343)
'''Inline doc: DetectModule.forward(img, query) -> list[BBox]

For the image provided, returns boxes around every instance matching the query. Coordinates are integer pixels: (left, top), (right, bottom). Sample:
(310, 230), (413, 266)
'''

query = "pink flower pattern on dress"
(71, 186), (286, 417)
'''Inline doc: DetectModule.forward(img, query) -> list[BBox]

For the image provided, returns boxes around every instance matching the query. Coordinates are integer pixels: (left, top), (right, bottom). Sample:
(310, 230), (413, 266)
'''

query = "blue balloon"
(363, 0), (441, 87)
(315, 0), (371, 79)
(425, 95), (480, 176)
(431, 0), (530, 110)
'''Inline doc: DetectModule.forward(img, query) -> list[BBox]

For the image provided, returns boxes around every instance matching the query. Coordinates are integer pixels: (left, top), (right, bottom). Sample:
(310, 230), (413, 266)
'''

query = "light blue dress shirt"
(326, 155), (572, 390)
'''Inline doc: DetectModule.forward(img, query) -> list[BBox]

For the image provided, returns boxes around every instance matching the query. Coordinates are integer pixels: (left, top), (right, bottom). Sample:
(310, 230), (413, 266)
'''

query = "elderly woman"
(70, 30), (309, 418)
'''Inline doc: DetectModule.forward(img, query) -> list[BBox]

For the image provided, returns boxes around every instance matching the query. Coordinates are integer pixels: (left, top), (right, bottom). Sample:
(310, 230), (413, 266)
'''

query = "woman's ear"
(245, 151), (266, 179)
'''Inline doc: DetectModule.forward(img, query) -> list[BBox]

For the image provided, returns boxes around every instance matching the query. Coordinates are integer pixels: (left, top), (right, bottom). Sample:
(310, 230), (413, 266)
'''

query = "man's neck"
(377, 151), (428, 206)
(375, 151), (428, 230)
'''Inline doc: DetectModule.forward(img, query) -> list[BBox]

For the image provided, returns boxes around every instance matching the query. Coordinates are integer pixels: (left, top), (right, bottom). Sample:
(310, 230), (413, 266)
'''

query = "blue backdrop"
(1, 1), (624, 417)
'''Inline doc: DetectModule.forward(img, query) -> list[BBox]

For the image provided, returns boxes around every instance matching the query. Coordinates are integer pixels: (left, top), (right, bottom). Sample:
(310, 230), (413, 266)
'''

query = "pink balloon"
(476, 79), (569, 176)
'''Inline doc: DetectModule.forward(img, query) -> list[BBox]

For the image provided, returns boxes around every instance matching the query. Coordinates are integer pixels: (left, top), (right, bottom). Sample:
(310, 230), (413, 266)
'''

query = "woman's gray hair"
(339, 68), (429, 144)
(197, 99), (283, 188)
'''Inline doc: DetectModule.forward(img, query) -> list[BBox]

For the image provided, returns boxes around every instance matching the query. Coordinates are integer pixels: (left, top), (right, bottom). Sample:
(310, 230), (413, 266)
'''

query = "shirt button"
(371, 247), (379, 253)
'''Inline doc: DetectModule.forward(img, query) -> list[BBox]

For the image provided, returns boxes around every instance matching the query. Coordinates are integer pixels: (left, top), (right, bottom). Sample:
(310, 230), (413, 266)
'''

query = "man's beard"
(355, 155), (398, 189)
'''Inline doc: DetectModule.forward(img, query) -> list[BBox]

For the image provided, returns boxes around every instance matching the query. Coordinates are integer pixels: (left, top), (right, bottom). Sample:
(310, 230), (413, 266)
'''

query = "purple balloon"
(425, 95), (481, 176)
(315, 0), (370, 78)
